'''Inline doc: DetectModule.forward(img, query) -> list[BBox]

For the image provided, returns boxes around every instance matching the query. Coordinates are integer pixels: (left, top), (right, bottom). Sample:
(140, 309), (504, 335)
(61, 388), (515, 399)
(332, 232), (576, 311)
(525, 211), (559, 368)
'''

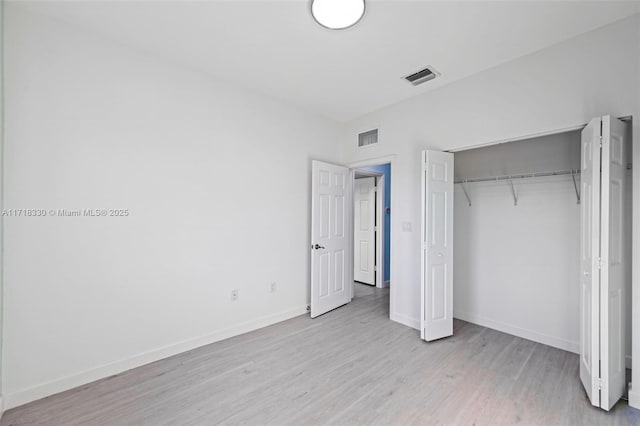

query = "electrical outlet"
(231, 289), (239, 301)
(270, 282), (277, 293)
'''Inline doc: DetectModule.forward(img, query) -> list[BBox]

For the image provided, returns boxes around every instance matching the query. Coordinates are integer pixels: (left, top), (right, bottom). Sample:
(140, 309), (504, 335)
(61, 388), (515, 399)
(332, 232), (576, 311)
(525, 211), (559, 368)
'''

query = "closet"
(439, 115), (632, 411)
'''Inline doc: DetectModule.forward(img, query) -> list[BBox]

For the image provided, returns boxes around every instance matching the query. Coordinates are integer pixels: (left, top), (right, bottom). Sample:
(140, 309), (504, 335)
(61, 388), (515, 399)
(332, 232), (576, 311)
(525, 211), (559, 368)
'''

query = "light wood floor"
(3, 283), (639, 425)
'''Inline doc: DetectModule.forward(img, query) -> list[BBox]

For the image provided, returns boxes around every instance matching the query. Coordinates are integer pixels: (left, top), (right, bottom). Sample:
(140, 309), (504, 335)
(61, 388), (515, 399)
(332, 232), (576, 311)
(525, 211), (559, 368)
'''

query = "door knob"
(314, 244), (325, 250)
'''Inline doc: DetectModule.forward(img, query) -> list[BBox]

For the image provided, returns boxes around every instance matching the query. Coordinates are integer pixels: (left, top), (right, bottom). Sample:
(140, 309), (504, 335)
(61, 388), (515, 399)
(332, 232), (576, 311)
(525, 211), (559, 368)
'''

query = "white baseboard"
(4, 305), (308, 410)
(454, 310), (580, 354)
(455, 311), (634, 367)
(0, 396), (4, 419)
(387, 310), (632, 371)
(390, 311), (419, 330)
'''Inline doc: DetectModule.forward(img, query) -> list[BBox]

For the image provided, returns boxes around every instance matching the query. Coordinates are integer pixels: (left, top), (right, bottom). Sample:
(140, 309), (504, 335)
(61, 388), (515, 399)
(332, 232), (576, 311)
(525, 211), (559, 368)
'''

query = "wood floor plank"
(2, 283), (639, 426)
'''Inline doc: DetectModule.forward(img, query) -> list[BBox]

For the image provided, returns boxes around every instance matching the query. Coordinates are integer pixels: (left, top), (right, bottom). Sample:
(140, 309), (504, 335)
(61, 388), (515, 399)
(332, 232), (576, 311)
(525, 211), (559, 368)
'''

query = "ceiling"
(17, 0), (640, 123)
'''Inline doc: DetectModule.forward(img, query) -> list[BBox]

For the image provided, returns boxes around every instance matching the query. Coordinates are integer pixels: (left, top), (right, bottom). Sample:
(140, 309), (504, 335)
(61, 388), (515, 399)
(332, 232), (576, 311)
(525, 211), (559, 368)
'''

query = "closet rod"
(454, 169), (580, 185)
(454, 163), (632, 185)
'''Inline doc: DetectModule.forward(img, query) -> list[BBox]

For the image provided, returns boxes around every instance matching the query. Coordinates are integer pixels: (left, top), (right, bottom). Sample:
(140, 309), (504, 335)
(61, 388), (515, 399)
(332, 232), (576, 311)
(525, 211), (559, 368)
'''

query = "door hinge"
(596, 257), (603, 269)
(596, 378), (602, 390)
(374, 226), (378, 232)
(374, 265), (378, 271)
(599, 136), (603, 148)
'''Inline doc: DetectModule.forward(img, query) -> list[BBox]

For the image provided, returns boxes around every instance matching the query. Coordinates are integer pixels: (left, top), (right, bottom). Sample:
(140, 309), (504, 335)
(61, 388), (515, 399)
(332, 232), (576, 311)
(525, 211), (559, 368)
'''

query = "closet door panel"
(421, 150), (454, 342)
(579, 117), (601, 407)
(600, 115), (627, 410)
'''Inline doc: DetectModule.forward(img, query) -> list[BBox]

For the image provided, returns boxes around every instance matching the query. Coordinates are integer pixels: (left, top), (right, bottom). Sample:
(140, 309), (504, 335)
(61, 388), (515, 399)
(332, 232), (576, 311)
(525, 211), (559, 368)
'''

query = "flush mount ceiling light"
(311, 0), (366, 30)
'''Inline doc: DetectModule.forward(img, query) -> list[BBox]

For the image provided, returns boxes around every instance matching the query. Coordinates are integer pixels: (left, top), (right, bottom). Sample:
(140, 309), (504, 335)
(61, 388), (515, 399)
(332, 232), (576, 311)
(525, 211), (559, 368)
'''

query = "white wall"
(3, 6), (342, 408)
(343, 13), (640, 400)
(454, 177), (581, 352)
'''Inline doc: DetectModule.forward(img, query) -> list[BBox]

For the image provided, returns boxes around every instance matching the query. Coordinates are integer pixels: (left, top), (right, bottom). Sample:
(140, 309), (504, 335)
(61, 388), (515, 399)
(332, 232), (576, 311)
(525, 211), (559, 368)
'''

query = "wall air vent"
(404, 66), (439, 86)
(358, 129), (378, 147)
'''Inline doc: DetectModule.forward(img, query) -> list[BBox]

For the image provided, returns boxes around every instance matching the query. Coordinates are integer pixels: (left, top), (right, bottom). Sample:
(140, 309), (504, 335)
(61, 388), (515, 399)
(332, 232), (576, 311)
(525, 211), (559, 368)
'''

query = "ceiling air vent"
(358, 129), (378, 147)
(404, 66), (439, 86)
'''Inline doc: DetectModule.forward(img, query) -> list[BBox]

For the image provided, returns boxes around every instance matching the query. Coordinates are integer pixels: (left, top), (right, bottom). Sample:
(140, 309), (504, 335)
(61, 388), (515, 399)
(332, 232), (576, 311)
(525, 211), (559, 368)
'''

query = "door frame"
(348, 155), (396, 310)
(449, 115), (633, 153)
(353, 170), (386, 289)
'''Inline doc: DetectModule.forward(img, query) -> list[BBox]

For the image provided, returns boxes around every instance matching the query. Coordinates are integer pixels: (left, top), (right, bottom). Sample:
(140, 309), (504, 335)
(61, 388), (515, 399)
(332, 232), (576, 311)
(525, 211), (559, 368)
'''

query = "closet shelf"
(454, 163), (632, 185)
(455, 168), (583, 206)
(454, 168), (580, 185)
(455, 164), (631, 206)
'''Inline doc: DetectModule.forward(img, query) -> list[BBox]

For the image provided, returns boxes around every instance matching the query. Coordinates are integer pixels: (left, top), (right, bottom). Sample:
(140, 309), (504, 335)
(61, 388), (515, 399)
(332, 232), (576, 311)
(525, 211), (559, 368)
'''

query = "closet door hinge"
(596, 257), (604, 269)
(594, 377), (607, 392)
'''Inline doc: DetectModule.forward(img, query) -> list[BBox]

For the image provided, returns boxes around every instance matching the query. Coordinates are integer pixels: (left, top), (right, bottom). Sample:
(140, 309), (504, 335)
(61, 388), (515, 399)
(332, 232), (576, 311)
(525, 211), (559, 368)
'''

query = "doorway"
(352, 163), (391, 291)
(309, 157), (393, 319)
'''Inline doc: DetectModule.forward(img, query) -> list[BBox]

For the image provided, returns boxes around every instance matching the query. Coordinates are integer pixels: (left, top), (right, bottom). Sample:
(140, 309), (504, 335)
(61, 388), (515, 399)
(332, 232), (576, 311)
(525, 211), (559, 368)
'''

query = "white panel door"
(579, 115), (628, 411)
(579, 117), (601, 407)
(311, 160), (351, 318)
(600, 115), (627, 410)
(354, 177), (376, 285)
(421, 150), (454, 341)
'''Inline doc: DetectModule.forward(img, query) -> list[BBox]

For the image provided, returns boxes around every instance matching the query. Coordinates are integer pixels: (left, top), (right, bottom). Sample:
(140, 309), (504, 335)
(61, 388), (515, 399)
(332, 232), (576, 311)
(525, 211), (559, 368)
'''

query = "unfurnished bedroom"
(0, 0), (639, 425)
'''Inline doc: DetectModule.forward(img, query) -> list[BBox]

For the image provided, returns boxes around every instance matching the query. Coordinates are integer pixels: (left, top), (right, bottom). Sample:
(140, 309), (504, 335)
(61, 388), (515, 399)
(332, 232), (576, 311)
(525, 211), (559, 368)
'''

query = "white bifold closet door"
(580, 115), (628, 411)
(421, 150), (454, 341)
(310, 160), (351, 318)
